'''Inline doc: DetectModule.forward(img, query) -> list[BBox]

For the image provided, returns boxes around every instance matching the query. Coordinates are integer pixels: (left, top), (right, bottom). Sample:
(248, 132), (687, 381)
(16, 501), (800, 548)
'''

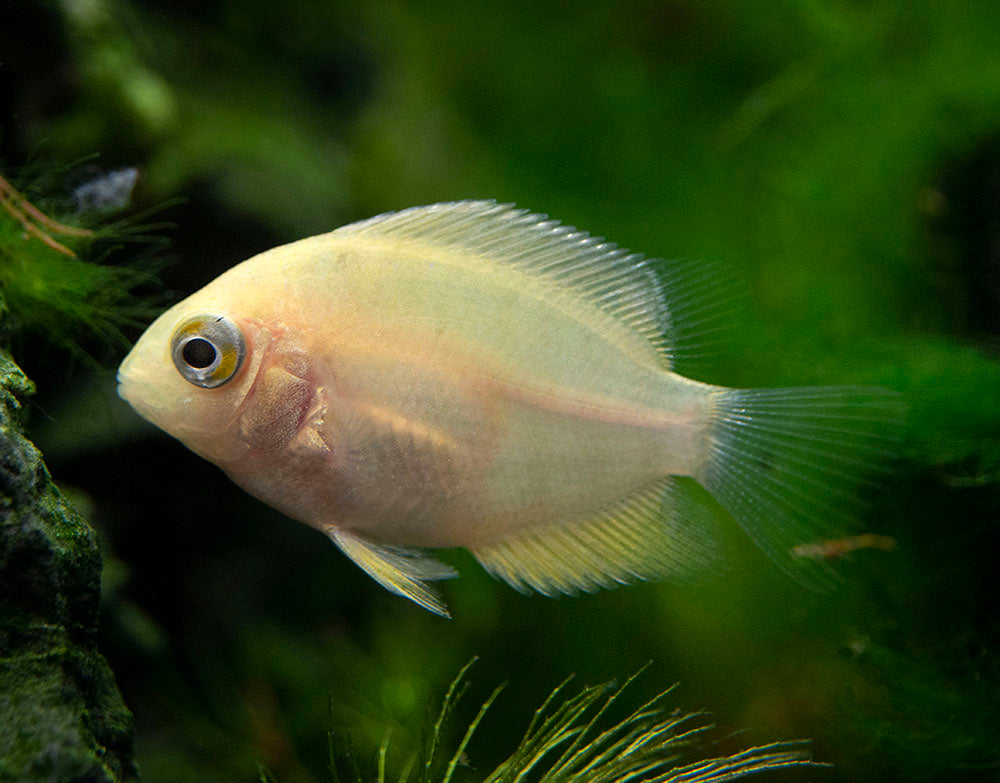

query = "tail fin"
(698, 386), (902, 588)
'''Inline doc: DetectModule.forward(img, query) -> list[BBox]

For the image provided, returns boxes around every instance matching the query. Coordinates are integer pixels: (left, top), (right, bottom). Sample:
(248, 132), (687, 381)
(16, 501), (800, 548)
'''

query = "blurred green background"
(3, 0), (999, 781)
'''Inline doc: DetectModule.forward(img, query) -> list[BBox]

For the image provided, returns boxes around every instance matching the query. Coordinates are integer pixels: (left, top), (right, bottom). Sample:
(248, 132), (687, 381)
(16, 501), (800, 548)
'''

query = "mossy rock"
(0, 351), (136, 782)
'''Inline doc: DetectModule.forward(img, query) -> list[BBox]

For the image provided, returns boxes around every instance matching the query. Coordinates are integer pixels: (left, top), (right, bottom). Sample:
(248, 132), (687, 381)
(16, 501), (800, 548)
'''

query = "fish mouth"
(115, 365), (132, 403)
(115, 365), (153, 415)
(116, 345), (141, 404)
(114, 367), (159, 425)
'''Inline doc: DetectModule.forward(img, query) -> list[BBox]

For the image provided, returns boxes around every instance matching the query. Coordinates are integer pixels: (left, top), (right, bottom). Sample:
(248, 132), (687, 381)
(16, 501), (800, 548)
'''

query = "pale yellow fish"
(117, 201), (896, 616)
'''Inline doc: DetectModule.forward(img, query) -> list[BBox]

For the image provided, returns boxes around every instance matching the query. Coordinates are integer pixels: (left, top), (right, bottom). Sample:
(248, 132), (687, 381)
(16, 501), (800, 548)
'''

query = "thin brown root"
(2, 196), (79, 257)
(0, 173), (94, 259)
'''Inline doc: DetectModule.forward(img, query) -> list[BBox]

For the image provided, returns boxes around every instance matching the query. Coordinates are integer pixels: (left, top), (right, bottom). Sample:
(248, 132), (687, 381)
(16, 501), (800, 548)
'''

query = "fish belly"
(323, 342), (707, 549)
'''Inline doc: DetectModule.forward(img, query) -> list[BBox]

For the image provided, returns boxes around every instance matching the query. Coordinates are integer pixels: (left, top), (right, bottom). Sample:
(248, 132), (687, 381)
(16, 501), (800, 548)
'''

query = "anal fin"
(326, 527), (458, 617)
(470, 477), (724, 597)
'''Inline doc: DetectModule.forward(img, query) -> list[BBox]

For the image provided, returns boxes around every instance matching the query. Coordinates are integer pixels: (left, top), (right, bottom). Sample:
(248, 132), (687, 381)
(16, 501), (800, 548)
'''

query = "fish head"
(117, 285), (280, 465)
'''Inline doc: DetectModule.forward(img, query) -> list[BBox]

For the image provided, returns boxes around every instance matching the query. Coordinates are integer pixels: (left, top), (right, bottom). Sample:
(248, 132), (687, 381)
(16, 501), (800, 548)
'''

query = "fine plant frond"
(421, 657), (481, 783)
(328, 724), (370, 783)
(257, 761), (280, 783)
(0, 168), (167, 360)
(298, 662), (827, 783)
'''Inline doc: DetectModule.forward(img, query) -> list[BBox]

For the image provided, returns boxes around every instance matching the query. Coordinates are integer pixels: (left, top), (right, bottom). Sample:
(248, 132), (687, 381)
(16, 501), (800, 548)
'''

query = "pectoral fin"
(326, 527), (458, 617)
(470, 477), (724, 597)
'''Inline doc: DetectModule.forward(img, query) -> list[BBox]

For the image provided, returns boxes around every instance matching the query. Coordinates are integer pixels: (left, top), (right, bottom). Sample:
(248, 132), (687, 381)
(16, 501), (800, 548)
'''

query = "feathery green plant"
(260, 662), (826, 783)
(0, 169), (164, 357)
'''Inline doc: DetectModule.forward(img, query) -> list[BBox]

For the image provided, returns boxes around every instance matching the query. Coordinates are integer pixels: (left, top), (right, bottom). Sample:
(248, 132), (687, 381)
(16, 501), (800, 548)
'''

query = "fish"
(117, 200), (898, 616)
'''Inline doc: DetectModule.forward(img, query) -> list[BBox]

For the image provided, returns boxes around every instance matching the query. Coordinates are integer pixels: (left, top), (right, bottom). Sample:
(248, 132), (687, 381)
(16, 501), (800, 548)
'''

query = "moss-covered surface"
(0, 350), (136, 782)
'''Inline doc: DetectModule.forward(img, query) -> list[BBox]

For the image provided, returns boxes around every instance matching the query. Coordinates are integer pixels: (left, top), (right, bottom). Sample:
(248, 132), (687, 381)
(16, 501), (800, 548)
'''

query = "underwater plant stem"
(425, 657), (478, 779)
(0, 173), (93, 258)
(378, 729), (392, 783)
(549, 667), (651, 775)
(442, 684), (505, 783)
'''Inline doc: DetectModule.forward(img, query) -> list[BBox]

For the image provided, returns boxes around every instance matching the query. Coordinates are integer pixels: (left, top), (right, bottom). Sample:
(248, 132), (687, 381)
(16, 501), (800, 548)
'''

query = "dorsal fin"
(334, 201), (702, 368)
(326, 527), (457, 617)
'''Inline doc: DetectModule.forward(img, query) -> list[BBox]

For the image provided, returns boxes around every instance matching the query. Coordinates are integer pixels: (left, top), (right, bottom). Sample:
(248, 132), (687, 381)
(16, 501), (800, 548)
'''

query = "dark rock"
(0, 350), (137, 782)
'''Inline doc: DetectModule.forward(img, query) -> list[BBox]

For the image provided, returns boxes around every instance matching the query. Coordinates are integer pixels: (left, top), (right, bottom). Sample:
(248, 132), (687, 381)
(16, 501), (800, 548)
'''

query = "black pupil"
(182, 338), (218, 369)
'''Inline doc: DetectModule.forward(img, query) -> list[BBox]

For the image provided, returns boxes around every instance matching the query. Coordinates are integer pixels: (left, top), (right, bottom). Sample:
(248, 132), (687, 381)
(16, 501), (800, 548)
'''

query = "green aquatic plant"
(260, 662), (825, 783)
(0, 170), (163, 357)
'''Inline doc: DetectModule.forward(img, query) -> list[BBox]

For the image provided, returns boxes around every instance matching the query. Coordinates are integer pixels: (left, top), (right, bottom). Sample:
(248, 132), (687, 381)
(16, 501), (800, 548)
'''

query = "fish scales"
(248, 238), (707, 544)
(118, 201), (898, 616)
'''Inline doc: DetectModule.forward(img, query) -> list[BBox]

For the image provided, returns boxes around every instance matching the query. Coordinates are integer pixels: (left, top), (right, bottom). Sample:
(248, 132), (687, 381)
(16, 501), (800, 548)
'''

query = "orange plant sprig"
(0, 173), (93, 257)
(0, 169), (165, 357)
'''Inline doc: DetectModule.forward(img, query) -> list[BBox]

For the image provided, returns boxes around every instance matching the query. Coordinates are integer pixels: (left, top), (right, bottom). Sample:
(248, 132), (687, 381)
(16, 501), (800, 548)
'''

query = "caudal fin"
(698, 386), (902, 588)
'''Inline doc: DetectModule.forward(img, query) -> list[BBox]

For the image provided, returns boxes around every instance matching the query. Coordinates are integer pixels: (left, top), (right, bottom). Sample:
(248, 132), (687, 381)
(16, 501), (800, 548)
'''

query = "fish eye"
(170, 313), (246, 388)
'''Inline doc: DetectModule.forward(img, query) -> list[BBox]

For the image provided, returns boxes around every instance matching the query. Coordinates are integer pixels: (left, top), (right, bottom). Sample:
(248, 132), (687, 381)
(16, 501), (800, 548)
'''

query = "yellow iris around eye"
(170, 312), (246, 388)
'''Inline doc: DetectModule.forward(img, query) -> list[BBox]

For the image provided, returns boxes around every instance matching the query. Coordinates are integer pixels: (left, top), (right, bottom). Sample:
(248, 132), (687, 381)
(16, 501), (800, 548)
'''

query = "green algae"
(0, 350), (136, 782)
